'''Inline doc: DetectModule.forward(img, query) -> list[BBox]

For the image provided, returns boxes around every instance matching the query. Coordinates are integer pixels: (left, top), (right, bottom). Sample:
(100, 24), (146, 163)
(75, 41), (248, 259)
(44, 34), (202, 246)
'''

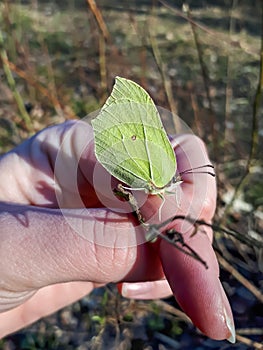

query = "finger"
(0, 120), (100, 208)
(135, 134), (217, 230)
(159, 224), (235, 342)
(172, 134), (213, 174)
(0, 202), (163, 310)
(120, 279), (173, 299)
(0, 282), (95, 339)
(172, 134), (217, 221)
(0, 120), (129, 210)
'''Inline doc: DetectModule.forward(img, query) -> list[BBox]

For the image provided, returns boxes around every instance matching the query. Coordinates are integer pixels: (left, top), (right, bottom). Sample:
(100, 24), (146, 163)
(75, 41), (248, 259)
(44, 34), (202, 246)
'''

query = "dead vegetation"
(0, 0), (262, 349)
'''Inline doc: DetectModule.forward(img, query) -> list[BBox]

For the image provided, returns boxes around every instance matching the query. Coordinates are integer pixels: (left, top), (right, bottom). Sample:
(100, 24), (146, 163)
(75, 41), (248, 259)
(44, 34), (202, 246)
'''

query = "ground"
(0, 1), (262, 349)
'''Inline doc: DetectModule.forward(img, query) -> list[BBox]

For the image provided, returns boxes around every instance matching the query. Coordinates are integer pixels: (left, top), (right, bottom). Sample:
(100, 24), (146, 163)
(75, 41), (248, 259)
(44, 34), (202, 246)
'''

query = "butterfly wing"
(92, 77), (176, 191)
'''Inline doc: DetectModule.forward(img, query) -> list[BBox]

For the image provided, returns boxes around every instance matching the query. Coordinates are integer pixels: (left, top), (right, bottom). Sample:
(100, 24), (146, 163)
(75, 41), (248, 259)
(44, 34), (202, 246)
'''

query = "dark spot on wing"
(131, 135), (136, 141)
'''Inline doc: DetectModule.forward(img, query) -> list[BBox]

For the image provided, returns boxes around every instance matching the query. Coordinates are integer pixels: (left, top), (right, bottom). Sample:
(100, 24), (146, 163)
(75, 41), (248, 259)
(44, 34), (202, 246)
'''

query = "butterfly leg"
(157, 193), (165, 221)
(113, 184), (147, 227)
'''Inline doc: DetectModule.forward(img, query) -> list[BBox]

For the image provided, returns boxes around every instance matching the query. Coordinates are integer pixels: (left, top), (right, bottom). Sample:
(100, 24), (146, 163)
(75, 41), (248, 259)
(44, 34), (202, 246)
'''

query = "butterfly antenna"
(179, 164), (215, 177)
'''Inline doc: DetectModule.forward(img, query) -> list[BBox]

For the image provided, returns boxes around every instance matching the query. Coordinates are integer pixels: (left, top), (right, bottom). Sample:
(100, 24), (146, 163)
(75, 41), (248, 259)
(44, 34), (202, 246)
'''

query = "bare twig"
(41, 42), (64, 118)
(148, 29), (180, 130)
(86, 0), (109, 101)
(221, 2), (262, 221)
(154, 300), (192, 324)
(5, 61), (76, 119)
(150, 225), (208, 268)
(235, 334), (263, 349)
(148, 6), (182, 133)
(185, 5), (218, 159)
(224, 0), (237, 145)
(216, 253), (263, 303)
(99, 34), (108, 101)
(114, 185), (208, 268)
(236, 328), (263, 336)
(188, 83), (203, 137)
(159, 0), (258, 57)
(0, 29), (33, 131)
(151, 215), (263, 249)
(86, 0), (110, 40)
(157, 299), (263, 349)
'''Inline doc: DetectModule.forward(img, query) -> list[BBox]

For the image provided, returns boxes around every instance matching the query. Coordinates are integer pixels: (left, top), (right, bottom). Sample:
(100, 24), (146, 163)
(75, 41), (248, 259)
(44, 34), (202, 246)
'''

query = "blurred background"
(0, 0), (262, 349)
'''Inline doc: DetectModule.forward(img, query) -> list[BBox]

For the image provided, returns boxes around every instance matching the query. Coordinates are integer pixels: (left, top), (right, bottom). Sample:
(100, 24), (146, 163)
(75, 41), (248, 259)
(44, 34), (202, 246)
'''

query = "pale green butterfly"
(91, 76), (180, 198)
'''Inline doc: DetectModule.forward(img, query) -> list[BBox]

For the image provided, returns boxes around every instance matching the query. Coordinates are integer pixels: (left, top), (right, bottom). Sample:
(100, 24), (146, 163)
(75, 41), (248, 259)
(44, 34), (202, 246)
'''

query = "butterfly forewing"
(92, 77), (177, 193)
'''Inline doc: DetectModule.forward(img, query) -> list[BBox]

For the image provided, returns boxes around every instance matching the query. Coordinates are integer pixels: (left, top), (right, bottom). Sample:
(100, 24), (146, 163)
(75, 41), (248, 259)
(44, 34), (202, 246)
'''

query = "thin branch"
(40, 42), (64, 119)
(5, 61), (76, 119)
(224, 0), (237, 134)
(221, 2), (262, 221)
(235, 334), (263, 349)
(148, 30), (177, 115)
(185, 5), (218, 160)
(114, 185), (208, 268)
(154, 300), (192, 324)
(86, 0), (110, 40)
(0, 29), (33, 131)
(151, 214), (263, 249)
(149, 225), (208, 269)
(159, 0), (258, 57)
(99, 34), (108, 101)
(148, 7), (182, 133)
(216, 253), (263, 303)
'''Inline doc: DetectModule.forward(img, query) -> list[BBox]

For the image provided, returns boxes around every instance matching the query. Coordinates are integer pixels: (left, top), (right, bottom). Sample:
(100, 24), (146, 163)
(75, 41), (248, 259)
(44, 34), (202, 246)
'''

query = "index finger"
(155, 135), (234, 341)
(172, 134), (217, 228)
(159, 223), (234, 341)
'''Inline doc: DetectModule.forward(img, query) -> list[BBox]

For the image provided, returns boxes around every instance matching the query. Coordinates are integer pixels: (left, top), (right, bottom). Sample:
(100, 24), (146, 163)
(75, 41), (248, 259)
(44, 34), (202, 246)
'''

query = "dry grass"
(0, 1), (262, 349)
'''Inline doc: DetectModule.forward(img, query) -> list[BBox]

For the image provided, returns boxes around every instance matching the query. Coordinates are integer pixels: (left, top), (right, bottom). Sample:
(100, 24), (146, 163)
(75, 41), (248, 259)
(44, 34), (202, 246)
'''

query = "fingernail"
(121, 282), (151, 298)
(121, 283), (140, 297)
(223, 307), (236, 343)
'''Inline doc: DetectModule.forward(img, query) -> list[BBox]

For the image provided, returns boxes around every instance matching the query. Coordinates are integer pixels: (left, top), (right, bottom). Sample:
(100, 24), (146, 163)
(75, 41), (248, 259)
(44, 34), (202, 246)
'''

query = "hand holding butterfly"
(0, 120), (235, 342)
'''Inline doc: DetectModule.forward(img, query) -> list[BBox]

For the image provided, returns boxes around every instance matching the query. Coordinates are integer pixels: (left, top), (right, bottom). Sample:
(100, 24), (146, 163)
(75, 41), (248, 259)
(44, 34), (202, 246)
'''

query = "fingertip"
(120, 280), (173, 299)
(159, 234), (235, 341)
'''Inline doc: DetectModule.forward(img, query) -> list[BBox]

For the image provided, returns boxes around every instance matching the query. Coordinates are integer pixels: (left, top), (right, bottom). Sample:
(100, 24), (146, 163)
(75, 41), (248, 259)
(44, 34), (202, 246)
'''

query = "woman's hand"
(0, 120), (235, 342)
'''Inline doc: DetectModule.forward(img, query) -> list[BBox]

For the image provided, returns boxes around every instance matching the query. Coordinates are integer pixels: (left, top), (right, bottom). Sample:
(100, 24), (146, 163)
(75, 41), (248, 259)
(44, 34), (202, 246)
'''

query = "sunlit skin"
(0, 120), (235, 342)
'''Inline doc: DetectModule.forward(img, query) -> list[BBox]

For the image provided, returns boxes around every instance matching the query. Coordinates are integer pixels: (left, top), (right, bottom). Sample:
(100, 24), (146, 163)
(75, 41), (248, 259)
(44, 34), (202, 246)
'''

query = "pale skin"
(0, 120), (235, 342)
